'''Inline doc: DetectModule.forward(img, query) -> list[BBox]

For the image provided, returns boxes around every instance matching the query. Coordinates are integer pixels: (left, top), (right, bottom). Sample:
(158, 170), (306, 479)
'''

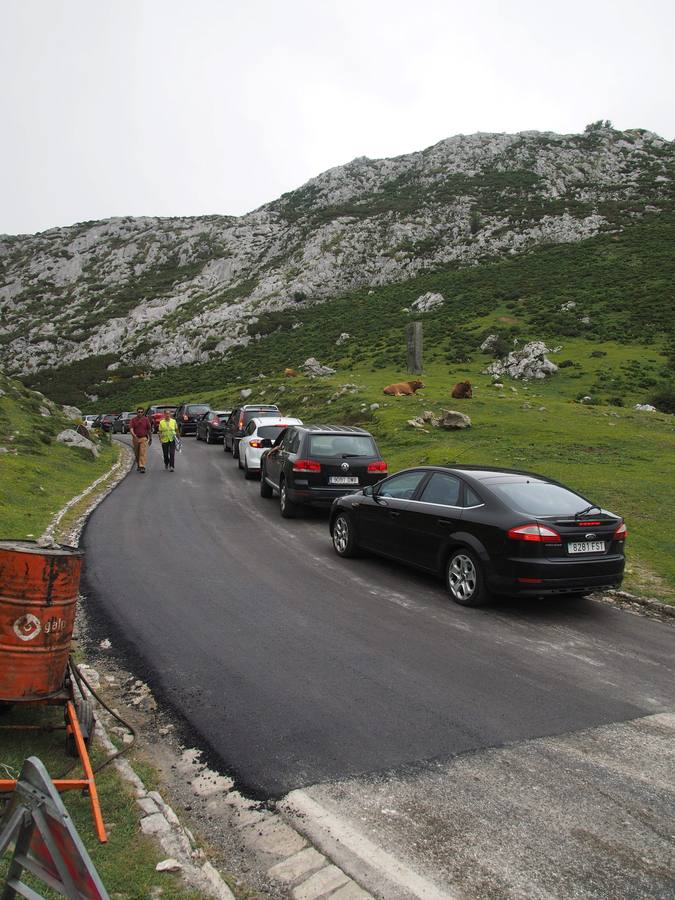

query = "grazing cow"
(451, 380), (473, 399)
(383, 379), (425, 396)
(284, 367), (298, 377)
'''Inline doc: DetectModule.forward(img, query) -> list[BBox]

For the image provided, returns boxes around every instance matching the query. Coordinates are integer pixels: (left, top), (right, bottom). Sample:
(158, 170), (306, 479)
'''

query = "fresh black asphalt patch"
(81, 437), (674, 799)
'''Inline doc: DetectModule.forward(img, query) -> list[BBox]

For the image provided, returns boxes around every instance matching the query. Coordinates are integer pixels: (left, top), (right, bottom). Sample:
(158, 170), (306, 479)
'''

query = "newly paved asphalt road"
(82, 436), (674, 797)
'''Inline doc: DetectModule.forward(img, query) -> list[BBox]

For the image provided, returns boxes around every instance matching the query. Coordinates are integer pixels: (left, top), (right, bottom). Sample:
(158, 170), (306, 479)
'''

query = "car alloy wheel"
(332, 513), (358, 557)
(446, 549), (488, 607)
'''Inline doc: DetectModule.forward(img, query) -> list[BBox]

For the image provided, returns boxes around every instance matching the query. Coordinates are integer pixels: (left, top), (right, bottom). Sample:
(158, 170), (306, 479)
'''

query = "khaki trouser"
(133, 436), (149, 469)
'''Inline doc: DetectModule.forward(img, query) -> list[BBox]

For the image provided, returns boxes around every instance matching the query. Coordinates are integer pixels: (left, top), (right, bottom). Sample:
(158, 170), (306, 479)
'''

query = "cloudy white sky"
(1, 0), (673, 235)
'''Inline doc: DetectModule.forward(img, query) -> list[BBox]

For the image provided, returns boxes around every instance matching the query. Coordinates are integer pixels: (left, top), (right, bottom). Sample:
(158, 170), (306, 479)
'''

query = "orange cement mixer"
(0, 539), (107, 842)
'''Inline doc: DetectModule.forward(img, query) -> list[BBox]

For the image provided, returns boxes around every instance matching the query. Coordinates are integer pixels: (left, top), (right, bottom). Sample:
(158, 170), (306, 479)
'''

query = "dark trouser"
(161, 440), (176, 468)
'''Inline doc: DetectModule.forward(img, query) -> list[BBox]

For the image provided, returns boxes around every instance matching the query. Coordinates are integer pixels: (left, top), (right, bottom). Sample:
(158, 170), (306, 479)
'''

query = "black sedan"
(93, 413), (117, 432)
(112, 412), (135, 434)
(329, 465), (626, 606)
(195, 410), (232, 443)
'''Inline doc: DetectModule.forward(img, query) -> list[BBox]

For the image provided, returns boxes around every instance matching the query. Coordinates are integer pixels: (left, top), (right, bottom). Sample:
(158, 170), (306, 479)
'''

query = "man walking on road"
(129, 406), (152, 473)
(158, 409), (178, 471)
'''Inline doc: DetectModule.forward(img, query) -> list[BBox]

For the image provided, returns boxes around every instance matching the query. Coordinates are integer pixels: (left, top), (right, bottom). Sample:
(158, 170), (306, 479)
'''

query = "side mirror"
(363, 485), (374, 497)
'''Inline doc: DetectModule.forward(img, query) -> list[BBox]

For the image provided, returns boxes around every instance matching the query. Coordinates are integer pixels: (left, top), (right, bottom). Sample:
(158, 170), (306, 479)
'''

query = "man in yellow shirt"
(158, 410), (178, 471)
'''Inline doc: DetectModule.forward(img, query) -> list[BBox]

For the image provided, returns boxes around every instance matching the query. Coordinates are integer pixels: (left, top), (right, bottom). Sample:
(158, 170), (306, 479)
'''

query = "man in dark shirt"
(129, 407), (152, 472)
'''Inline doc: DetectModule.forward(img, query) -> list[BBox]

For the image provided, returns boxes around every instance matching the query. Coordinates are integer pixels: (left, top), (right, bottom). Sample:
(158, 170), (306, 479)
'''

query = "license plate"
(329, 476), (359, 485)
(567, 541), (605, 554)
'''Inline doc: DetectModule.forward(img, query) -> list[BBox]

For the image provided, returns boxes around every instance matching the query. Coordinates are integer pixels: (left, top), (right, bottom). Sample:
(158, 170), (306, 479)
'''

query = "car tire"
(260, 466), (274, 497)
(238, 452), (244, 470)
(196, 429), (202, 441)
(206, 430), (213, 444)
(446, 549), (490, 607)
(279, 479), (298, 518)
(244, 454), (255, 479)
(232, 440), (239, 460)
(332, 513), (360, 558)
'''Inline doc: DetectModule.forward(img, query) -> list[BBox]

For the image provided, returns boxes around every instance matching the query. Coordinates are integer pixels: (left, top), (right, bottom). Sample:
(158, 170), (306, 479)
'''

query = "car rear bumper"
(288, 485), (361, 506)
(489, 555), (625, 596)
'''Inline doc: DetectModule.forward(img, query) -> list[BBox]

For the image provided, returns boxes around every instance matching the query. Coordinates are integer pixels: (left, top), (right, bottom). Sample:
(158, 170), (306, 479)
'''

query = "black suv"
(259, 424), (388, 517)
(223, 405), (280, 458)
(175, 402), (211, 436)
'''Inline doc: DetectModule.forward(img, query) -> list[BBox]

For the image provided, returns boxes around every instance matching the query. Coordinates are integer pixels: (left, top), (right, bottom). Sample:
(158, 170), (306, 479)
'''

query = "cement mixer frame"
(0, 661), (108, 844)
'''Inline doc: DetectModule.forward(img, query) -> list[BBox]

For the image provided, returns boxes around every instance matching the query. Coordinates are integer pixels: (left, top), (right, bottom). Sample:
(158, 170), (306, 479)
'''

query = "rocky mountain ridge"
(1, 125), (672, 381)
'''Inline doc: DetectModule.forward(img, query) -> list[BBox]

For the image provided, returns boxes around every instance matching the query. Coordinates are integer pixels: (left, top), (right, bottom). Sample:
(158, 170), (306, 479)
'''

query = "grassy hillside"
(26, 210), (675, 410)
(0, 373), (117, 537)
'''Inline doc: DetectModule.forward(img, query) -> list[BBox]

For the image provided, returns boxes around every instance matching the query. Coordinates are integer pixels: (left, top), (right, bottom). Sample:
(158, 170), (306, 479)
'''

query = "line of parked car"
(98, 401), (628, 607)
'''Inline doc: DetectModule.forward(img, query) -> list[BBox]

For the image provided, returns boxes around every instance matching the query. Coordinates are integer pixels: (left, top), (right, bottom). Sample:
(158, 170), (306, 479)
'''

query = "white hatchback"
(238, 416), (303, 478)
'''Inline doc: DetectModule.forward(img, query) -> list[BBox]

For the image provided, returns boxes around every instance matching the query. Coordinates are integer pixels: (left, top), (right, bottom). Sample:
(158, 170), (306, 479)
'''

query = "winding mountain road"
(82, 436), (673, 800)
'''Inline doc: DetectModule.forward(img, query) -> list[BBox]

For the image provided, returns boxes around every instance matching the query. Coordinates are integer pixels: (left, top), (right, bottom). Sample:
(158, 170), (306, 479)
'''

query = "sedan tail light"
(238, 416), (245, 430)
(210, 416), (219, 425)
(293, 459), (321, 472)
(507, 524), (561, 543)
(613, 522), (628, 540)
(182, 414), (189, 421)
(249, 440), (263, 448)
(367, 460), (388, 473)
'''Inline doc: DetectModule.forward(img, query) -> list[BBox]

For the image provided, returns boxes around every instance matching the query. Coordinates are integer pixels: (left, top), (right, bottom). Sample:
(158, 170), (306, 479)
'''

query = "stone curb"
(605, 588), (675, 619)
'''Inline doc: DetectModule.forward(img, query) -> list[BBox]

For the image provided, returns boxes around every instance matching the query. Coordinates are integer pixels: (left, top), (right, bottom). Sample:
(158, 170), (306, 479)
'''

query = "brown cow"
(451, 380), (473, 399)
(383, 379), (425, 396)
(284, 367), (298, 377)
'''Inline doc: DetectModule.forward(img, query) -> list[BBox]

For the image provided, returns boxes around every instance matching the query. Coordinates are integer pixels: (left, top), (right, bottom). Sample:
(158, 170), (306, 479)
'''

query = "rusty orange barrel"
(0, 540), (82, 702)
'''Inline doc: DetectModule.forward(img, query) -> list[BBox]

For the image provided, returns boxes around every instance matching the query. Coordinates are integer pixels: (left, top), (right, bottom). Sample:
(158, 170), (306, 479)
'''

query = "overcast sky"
(1, 0), (673, 236)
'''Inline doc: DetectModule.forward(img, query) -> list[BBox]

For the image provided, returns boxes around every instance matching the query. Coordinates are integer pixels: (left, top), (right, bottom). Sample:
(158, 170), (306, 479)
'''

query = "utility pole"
(406, 321), (423, 374)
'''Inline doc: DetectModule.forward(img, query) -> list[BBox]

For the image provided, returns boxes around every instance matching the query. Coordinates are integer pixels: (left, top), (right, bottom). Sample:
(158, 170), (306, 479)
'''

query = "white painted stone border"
(42, 441), (134, 546)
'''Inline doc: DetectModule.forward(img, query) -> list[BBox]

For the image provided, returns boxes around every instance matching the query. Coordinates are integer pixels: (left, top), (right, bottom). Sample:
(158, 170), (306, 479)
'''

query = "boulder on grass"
(56, 429), (98, 458)
(438, 409), (471, 430)
(302, 357), (336, 377)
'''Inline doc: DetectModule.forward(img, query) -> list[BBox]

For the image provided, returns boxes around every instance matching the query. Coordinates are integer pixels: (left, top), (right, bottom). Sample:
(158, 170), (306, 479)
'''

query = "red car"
(145, 405), (178, 434)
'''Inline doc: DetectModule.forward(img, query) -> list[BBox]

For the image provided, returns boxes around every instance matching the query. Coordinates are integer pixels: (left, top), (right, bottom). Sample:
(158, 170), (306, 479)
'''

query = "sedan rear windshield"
(488, 480), (590, 516)
(186, 405), (210, 414)
(308, 434), (377, 458)
(257, 425), (287, 440)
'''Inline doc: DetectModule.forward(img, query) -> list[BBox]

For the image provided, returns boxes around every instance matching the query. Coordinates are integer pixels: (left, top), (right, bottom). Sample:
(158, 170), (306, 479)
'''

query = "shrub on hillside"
(489, 336), (511, 358)
(651, 388), (675, 414)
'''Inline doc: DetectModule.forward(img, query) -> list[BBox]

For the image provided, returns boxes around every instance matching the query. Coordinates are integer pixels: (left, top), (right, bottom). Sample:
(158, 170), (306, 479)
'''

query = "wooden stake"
(406, 321), (423, 374)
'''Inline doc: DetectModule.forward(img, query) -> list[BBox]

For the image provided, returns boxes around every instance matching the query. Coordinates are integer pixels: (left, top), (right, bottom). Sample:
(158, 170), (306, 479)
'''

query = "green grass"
(0, 374), (117, 539)
(0, 705), (201, 899)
